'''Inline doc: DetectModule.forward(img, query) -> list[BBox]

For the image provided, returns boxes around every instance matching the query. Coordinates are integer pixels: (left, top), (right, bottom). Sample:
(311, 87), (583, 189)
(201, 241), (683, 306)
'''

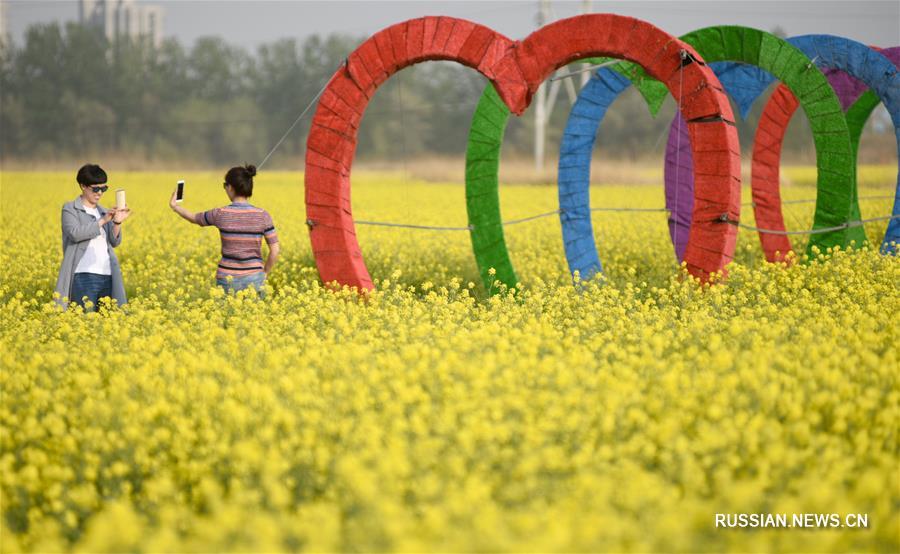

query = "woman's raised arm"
(169, 189), (200, 225)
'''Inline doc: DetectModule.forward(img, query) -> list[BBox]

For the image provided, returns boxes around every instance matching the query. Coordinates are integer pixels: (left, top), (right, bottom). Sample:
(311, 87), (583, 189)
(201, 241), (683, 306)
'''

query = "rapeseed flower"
(0, 171), (897, 552)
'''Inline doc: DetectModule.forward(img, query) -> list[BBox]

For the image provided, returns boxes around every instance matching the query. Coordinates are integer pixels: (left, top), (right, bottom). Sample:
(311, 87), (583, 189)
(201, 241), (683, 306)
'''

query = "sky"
(4, 0), (900, 51)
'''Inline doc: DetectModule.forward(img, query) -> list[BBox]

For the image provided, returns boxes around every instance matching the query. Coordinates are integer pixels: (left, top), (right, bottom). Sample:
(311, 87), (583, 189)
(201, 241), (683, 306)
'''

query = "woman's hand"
(113, 208), (131, 224)
(170, 191), (200, 225)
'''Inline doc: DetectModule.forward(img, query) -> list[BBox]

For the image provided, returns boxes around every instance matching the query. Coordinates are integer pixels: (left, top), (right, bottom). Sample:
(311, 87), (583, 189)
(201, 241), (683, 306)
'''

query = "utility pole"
(533, 0), (593, 172)
(534, 0), (551, 172)
(580, 0), (593, 88)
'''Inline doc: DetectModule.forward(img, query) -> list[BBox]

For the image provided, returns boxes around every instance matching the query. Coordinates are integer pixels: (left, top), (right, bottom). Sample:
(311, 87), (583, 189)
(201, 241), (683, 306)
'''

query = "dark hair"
(76, 164), (107, 186)
(224, 164), (257, 197)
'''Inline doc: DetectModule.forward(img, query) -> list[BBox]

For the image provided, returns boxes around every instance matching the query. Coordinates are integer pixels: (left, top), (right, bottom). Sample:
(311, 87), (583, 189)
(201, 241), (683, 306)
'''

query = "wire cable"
(355, 220), (473, 231)
(257, 76), (332, 170)
(724, 214), (900, 236)
(352, 207), (898, 236)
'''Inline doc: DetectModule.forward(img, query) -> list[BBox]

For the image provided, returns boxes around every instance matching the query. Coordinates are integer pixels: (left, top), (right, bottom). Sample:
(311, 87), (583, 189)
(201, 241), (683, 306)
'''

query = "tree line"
(0, 22), (893, 169)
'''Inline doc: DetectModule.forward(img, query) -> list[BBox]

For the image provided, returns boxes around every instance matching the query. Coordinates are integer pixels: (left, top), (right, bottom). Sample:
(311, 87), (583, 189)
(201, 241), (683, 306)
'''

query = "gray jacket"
(54, 198), (127, 308)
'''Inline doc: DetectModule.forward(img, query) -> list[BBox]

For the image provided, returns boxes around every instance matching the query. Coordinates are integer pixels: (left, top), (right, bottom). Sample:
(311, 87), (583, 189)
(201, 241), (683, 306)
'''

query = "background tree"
(0, 21), (894, 170)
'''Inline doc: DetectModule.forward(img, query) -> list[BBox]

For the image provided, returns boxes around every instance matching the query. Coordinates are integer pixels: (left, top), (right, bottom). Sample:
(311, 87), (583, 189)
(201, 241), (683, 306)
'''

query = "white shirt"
(74, 205), (112, 275)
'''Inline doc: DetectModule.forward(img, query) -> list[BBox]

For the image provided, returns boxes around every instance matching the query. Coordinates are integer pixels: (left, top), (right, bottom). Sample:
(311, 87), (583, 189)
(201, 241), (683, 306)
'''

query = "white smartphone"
(176, 180), (185, 203)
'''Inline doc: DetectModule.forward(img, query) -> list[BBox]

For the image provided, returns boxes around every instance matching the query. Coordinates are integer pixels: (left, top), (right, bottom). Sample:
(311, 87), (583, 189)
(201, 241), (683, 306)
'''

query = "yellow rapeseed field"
(0, 170), (898, 552)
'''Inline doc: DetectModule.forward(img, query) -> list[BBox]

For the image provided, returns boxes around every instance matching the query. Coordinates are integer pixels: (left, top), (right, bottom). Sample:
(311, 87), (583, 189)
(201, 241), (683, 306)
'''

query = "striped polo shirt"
(196, 202), (279, 278)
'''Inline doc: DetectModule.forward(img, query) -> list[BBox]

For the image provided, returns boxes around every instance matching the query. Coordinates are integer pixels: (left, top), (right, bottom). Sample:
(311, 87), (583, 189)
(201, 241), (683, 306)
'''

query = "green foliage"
(1, 22), (890, 167)
(0, 23), (494, 166)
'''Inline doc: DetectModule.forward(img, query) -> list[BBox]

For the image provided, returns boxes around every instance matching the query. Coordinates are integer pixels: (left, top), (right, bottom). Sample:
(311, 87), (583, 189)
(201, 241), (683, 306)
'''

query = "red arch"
(305, 17), (519, 290)
(750, 84), (797, 262)
(305, 15), (741, 288)
(514, 15), (741, 280)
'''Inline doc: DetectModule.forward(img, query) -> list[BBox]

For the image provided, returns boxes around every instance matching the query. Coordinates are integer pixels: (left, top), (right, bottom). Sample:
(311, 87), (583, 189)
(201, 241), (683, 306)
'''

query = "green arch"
(465, 85), (514, 290)
(465, 26), (859, 291)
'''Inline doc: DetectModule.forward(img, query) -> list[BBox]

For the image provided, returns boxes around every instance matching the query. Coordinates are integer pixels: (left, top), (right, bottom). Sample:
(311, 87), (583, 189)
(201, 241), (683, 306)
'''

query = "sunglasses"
(86, 185), (108, 193)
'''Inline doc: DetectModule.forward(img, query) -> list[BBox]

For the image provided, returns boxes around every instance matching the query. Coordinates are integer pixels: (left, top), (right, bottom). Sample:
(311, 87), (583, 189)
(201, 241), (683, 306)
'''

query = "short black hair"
(224, 164), (257, 197)
(76, 164), (107, 186)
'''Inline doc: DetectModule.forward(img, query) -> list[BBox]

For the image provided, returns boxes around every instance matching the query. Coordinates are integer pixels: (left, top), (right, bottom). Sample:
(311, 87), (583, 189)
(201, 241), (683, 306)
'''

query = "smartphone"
(176, 180), (185, 203)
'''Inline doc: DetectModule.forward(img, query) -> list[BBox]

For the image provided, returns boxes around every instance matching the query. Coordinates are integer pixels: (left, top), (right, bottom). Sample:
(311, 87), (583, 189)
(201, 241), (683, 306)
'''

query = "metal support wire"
(549, 60), (621, 82)
(741, 194), (895, 208)
(502, 209), (562, 226)
(722, 214), (900, 236)
(353, 205), (673, 231)
(257, 76), (332, 170)
(590, 206), (669, 213)
(355, 220), (473, 231)
(351, 208), (899, 236)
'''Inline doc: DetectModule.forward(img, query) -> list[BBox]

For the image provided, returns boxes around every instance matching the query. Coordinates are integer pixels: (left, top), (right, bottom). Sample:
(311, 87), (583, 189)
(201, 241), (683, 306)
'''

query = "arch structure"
(462, 17), (741, 291)
(749, 41), (900, 257)
(663, 38), (900, 260)
(541, 26), (851, 281)
(303, 14), (741, 292)
(305, 17), (522, 290)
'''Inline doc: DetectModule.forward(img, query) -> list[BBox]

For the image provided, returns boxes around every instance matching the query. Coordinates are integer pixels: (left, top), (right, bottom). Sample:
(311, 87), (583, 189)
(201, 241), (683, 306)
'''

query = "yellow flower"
(0, 170), (897, 552)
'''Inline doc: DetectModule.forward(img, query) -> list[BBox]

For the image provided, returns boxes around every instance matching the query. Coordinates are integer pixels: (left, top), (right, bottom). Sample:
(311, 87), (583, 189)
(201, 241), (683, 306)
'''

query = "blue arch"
(558, 68), (630, 279)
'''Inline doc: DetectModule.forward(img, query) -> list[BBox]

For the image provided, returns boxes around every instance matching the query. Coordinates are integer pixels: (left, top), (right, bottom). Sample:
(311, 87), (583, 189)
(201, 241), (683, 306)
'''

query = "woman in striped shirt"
(170, 164), (281, 294)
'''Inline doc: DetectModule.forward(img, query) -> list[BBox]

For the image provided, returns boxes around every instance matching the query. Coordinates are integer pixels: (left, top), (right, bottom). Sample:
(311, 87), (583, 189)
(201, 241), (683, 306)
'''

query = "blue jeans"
(216, 272), (266, 296)
(71, 272), (112, 310)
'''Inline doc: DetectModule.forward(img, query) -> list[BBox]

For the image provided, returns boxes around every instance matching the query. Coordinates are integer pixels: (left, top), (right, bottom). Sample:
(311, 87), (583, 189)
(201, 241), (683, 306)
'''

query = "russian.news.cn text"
(716, 513), (869, 529)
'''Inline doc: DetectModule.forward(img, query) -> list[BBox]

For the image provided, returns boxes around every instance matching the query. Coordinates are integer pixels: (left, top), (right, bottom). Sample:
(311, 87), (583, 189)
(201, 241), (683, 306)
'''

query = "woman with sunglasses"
(169, 164), (280, 294)
(55, 163), (131, 310)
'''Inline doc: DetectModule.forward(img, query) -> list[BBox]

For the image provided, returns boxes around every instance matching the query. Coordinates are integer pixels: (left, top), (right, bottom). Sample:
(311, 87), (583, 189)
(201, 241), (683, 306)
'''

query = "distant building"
(79, 0), (164, 48)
